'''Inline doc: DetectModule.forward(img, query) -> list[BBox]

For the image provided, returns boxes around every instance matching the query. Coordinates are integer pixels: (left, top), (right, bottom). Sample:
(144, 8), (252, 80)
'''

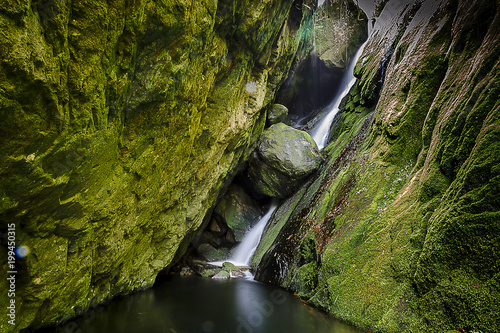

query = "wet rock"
(275, 0), (368, 125)
(248, 123), (322, 198)
(197, 243), (229, 262)
(314, 0), (368, 69)
(0, 0), (305, 329)
(188, 259), (221, 278)
(267, 104), (289, 126)
(214, 184), (262, 242)
(212, 270), (230, 279)
(208, 218), (223, 235)
(225, 229), (237, 244)
(222, 262), (245, 277)
(256, 0), (500, 331)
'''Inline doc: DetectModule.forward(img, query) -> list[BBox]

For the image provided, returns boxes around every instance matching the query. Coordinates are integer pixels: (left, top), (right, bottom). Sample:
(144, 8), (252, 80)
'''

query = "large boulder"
(248, 123), (322, 198)
(214, 184), (262, 242)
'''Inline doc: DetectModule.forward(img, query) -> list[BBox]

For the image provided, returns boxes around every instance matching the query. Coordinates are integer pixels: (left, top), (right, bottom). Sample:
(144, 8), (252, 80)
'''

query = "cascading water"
(229, 203), (278, 267)
(310, 39), (369, 149)
(212, 203), (278, 270)
(212, 26), (372, 274)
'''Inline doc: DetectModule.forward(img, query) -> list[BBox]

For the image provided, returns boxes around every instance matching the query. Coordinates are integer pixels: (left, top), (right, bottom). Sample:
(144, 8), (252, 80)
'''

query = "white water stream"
(212, 203), (278, 270)
(228, 203), (278, 266)
(310, 39), (369, 149)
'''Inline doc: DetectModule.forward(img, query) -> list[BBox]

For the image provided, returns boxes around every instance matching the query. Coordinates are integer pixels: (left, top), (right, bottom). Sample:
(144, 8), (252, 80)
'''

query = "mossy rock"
(188, 259), (222, 278)
(214, 184), (262, 242)
(222, 262), (245, 277)
(248, 123), (322, 198)
(212, 270), (231, 280)
(197, 243), (230, 262)
(256, 1), (500, 331)
(267, 103), (289, 126)
(0, 0), (304, 330)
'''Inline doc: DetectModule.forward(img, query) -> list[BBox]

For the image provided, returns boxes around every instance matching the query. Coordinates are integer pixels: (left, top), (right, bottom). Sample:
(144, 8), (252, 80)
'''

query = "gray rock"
(249, 123), (322, 198)
(209, 218), (223, 234)
(267, 104), (289, 126)
(197, 243), (229, 262)
(215, 184), (262, 242)
(212, 270), (230, 279)
(222, 262), (245, 277)
(188, 259), (221, 278)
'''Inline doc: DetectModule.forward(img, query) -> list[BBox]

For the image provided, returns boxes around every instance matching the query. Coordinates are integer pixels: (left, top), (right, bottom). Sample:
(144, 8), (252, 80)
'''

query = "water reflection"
(48, 277), (363, 333)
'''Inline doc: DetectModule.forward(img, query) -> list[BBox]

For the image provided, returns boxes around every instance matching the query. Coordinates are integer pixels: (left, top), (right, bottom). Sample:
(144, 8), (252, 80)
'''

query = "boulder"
(188, 259), (221, 278)
(267, 104), (289, 126)
(214, 184), (262, 242)
(208, 218), (224, 235)
(212, 270), (230, 279)
(197, 243), (230, 262)
(248, 123), (322, 198)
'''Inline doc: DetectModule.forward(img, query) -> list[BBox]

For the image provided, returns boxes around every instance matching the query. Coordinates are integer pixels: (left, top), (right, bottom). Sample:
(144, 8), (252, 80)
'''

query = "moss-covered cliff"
(255, 0), (500, 331)
(0, 0), (308, 331)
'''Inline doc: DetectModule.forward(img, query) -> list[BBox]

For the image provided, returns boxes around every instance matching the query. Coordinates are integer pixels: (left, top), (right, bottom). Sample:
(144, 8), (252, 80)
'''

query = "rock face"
(249, 123), (322, 198)
(255, 0), (500, 332)
(314, 0), (369, 69)
(0, 0), (308, 331)
(214, 184), (262, 242)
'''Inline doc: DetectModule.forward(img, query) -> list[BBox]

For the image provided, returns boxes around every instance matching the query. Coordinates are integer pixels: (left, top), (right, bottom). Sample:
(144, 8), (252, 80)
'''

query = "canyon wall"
(0, 0), (310, 331)
(255, 0), (500, 331)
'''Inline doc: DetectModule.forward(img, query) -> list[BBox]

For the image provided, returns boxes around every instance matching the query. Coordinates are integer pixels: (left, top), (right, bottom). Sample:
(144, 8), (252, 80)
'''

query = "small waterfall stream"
(228, 203), (278, 267)
(310, 39), (369, 149)
(212, 203), (278, 271)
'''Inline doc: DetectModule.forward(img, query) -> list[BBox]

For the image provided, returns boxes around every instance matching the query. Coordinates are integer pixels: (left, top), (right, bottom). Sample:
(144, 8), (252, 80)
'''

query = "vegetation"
(255, 0), (500, 331)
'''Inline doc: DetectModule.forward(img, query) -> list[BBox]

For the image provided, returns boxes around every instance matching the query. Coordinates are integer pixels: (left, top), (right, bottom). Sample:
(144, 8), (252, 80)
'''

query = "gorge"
(1, 0), (499, 332)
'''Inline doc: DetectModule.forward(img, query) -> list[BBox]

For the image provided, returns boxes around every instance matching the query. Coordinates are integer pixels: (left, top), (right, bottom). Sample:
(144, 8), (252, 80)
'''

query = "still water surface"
(50, 276), (364, 333)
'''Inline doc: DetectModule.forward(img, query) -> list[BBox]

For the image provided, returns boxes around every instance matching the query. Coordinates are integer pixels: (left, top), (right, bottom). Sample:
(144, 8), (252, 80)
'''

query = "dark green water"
(48, 276), (364, 333)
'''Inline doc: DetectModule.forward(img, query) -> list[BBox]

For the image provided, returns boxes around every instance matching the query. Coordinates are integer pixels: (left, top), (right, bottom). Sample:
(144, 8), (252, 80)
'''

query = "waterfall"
(310, 39), (369, 149)
(212, 203), (278, 268)
(229, 203), (278, 266)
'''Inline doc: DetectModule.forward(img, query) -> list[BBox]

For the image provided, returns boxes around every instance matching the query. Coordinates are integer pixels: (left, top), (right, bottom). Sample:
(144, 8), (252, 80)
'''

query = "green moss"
(0, 0), (303, 331)
(256, 2), (500, 332)
(394, 43), (408, 64)
(290, 262), (319, 298)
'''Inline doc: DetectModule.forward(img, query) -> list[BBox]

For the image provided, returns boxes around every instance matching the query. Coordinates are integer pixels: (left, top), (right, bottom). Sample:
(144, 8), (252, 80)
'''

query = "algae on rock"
(0, 0), (305, 331)
(255, 0), (500, 332)
(214, 184), (262, 242)
(248, 123), (322, 198)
